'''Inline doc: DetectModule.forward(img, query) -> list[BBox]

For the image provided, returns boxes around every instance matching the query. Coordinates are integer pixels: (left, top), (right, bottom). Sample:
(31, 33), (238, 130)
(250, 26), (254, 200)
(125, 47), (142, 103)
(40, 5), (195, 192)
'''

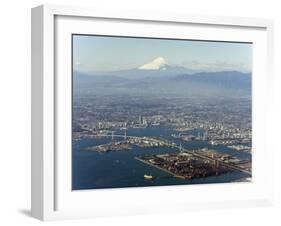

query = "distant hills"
(73, 66), (251, 97)
(175, 71), (251, 89)
(78, 66), (197, 80)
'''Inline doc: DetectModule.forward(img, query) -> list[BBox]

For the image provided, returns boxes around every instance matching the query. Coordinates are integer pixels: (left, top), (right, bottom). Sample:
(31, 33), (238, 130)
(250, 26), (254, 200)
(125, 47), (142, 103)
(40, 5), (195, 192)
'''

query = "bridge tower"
(124, 129), (127, 140)
(124, 122), (127, 140)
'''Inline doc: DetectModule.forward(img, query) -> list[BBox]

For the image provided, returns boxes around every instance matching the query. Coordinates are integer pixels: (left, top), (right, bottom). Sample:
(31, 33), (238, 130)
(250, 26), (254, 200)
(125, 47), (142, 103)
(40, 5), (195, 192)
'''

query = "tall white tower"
(139, 115), (142, 125)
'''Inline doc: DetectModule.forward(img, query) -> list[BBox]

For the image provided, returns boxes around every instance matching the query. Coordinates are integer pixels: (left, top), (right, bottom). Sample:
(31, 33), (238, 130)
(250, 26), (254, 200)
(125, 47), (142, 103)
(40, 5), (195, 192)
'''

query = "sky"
(72, 34), (252, 73)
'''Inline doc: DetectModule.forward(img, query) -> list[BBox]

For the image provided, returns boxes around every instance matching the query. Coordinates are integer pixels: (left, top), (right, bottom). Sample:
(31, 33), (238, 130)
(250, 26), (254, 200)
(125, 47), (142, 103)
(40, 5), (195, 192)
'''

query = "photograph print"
(72, 35), (252, 190)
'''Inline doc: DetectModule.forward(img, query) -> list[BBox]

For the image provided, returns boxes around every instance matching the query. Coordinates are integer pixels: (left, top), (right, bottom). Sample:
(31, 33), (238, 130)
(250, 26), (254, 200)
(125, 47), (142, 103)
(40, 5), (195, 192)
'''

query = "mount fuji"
(82, 57), (198, 79)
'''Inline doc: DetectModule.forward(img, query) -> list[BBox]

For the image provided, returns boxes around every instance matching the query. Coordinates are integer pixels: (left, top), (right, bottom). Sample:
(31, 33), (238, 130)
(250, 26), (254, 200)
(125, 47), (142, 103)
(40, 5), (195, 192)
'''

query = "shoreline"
(134, 156), (186, 179)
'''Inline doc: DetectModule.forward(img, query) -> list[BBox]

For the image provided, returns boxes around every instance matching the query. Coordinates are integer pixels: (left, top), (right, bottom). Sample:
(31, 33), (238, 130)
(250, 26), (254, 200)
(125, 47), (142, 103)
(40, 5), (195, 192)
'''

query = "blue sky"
(73, 35), (252, 73)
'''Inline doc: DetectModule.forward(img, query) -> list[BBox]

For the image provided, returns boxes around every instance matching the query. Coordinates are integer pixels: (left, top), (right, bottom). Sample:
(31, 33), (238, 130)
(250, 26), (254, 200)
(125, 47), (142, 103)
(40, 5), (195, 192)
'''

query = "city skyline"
(73, 35), (252, 73)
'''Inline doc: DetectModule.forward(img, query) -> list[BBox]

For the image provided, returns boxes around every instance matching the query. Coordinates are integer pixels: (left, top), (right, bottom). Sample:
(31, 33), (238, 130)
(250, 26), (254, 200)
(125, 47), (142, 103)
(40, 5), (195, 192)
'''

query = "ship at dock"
(144, 174), (153, 179)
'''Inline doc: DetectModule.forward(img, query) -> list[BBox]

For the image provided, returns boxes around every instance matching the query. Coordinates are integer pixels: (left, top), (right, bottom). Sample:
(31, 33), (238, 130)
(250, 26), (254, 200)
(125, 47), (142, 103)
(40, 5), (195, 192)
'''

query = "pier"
(134, 156), (185, 179)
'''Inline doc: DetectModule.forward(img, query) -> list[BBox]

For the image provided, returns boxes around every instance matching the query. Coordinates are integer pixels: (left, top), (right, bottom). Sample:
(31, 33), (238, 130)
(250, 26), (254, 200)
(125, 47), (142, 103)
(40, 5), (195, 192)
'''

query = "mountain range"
(73, 58), (251, 97)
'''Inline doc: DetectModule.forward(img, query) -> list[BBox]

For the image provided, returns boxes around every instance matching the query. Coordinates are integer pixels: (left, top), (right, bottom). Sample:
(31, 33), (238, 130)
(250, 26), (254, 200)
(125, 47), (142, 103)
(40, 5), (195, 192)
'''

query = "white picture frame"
(31, 4), (274, 221)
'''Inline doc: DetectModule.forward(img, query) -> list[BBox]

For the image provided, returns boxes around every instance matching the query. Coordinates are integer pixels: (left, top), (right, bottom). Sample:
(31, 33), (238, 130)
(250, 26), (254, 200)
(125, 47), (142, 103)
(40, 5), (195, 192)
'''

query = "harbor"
(73, 126), (251, 190)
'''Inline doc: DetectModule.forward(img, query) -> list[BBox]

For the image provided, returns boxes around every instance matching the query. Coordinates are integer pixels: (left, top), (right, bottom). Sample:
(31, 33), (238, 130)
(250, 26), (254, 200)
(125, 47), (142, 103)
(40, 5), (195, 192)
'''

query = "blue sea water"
(72, 126), (251, 190)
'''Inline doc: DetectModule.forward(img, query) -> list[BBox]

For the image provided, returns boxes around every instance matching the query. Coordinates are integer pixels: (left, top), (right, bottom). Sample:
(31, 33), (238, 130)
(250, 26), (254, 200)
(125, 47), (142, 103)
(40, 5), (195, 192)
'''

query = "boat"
(144, 174), (153, 179)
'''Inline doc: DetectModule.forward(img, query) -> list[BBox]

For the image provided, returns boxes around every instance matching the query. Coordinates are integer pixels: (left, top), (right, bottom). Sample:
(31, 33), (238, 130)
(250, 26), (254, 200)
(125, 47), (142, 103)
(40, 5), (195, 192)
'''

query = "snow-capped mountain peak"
(138, 57), (167, 70)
